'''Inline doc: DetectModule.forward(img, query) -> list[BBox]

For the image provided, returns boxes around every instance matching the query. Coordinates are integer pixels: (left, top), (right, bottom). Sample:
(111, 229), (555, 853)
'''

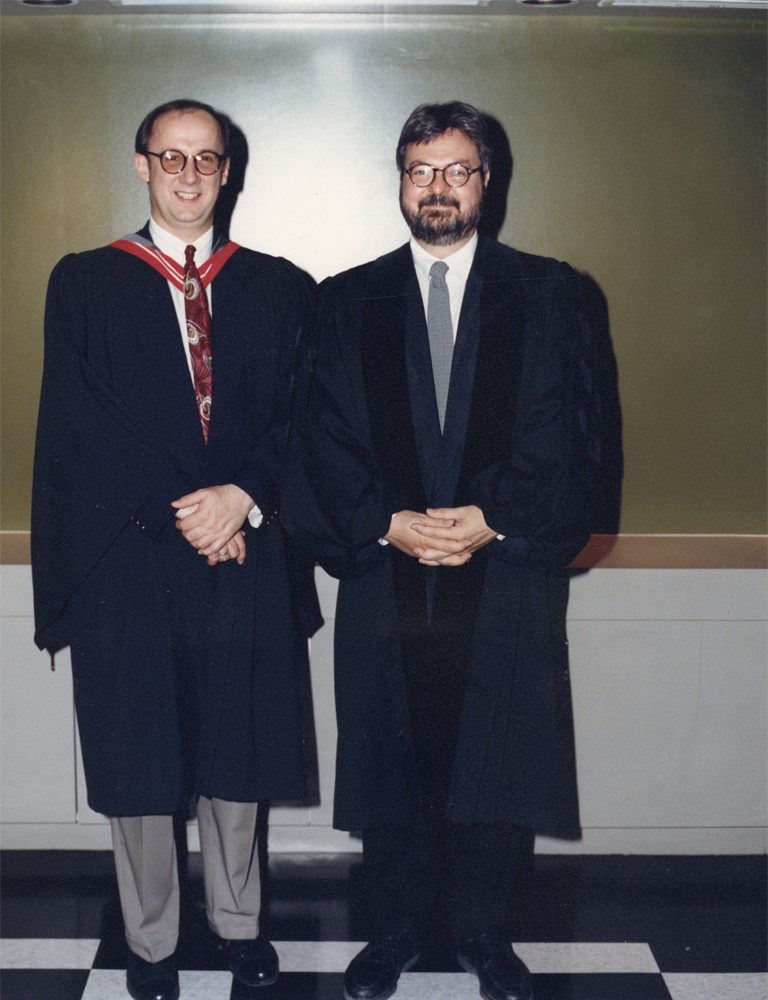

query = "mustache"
(418, 193), (460, 210)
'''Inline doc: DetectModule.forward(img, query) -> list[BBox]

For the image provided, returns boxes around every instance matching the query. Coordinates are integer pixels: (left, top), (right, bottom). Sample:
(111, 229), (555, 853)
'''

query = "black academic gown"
(285, 237), (600, 839)
(32, 230), (322, 816)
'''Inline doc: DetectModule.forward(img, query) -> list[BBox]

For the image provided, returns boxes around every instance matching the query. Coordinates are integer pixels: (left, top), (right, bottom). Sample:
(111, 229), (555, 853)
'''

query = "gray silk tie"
(427, 260), (453, 431)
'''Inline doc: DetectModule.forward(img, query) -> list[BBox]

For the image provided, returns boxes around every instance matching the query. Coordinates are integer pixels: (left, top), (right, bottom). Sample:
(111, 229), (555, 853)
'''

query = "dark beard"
(400, 191), (483, 247)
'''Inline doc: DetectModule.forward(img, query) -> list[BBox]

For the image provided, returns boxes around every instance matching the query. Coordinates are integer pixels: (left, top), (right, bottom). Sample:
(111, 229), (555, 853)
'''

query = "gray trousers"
(110, 797), (261, 963)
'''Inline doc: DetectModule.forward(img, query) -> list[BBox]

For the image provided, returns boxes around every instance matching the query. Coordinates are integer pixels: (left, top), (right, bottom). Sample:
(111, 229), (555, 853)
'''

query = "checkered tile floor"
(2, 853), (766, 999)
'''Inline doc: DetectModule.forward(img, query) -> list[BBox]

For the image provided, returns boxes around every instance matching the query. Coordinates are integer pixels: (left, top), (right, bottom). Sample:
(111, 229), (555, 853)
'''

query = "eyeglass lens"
(408, 163), (473, 188)
(155, 150), (222, 175)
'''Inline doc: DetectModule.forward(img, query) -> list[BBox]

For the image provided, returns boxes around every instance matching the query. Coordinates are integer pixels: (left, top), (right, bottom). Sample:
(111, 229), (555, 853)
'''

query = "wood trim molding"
(1, 532), (31, 565)
(1, 531), (766, 569)
(569, 534), (767, 569)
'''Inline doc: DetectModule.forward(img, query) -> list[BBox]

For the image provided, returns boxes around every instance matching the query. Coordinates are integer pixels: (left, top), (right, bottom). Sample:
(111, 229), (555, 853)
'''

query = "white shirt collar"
(148, 220), (214, 267)
(409, 231), (478, 283)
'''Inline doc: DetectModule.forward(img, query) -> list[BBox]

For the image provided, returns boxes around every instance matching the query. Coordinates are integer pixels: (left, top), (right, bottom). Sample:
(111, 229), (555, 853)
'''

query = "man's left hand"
(204, 530), (246, 567)
(410, 505), (497, 566)
(172, 484), (255, 559)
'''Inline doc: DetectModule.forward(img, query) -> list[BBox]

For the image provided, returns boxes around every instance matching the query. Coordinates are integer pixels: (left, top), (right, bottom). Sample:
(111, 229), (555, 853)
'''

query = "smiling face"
(134, 108), (229, 242)
(399, 128), (489, 256)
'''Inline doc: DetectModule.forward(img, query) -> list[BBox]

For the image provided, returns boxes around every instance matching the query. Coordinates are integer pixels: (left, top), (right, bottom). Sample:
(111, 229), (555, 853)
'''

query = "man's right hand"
(384, 510), (472, 566)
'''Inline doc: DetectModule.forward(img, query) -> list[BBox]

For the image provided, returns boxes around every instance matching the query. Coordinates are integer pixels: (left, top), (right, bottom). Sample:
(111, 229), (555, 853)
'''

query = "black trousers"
(362, 817), (534, 945)
(364, 562), (535, 945)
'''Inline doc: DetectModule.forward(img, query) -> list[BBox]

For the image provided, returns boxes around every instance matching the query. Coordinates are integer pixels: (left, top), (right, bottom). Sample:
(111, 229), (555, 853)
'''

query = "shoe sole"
(127, 982), (180, 1000)
(232, 971), (279, 988)
(457, 953), (533, 1000)
(343, 952), (421, 1000)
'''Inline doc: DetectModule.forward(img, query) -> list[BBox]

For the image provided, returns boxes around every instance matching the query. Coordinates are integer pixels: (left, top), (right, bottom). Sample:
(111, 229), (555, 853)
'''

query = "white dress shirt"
(409, 232), (478, 341)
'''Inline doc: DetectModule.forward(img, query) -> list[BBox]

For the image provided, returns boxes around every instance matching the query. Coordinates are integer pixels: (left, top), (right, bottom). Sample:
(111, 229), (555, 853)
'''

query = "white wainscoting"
(1, 564), (765, 854)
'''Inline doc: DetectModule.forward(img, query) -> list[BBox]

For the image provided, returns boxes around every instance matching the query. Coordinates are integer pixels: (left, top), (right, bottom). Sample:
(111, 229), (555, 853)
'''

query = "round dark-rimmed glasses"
(404, 162), (483, 188)
(144, 149), (227, 176)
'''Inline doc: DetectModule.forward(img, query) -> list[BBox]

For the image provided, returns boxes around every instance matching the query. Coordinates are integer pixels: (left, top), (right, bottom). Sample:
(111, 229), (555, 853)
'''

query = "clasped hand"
(384, 505), (497, 567)
(172, 484), (255, 567)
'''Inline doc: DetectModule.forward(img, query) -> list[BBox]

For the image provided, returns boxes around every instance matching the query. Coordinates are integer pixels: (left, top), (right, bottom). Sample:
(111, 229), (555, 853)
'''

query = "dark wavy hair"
(395, 101), (492, 175)
(134, 99), (231, 156)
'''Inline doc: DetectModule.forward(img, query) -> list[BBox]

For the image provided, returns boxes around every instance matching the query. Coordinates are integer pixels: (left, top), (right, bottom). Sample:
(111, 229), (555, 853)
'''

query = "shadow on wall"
(481, 111), (623, 538)
(215, 117), (248, 239)
(478, 113), (513, 243)
(583, 275), (623, 536)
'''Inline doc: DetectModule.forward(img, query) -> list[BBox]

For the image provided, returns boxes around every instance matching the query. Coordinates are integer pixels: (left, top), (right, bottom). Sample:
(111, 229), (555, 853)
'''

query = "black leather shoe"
(457, 935), (533, 1000)
(224, 936), (279, 987)
(126, 950), (180, 1000)
(344, 933), (420, 1000)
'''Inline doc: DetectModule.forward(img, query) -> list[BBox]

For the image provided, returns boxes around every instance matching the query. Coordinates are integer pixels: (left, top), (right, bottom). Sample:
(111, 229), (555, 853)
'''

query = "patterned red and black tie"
(184, 243), (213, 443)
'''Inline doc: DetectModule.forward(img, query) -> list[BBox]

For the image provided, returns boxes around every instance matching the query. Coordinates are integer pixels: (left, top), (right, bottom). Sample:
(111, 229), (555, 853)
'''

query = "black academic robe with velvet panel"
(285, 237), (599, 839)
(32, 230), (322, 816)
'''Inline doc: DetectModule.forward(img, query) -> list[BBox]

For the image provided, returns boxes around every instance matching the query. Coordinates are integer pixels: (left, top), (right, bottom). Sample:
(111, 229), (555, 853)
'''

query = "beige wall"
(1, 12), (766, 533)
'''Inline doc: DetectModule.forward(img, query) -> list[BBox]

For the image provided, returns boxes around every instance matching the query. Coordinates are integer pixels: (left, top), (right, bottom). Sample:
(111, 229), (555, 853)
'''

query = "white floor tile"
(663, 973), (768, 1000)
(273, 940), (661, 974)
(0, 938), (100, 969)
(515, 942), (660, 973)
(81, 969), (234, 1000)
(177, 971), (237, 999)
(80, 969), (133, 999)
(394, 972), (480, 998)
(275, 940), (364, 971)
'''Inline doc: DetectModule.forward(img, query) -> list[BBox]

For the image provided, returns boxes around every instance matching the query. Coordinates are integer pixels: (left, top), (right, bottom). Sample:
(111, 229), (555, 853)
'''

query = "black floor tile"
(503, 855), (767, 973)
(532, 973), (673, 999)
(0, 969), (90, 1000)
(231, 972), (346, 999)
(2, 850), (766, 984)
(1, 851), (115, 941)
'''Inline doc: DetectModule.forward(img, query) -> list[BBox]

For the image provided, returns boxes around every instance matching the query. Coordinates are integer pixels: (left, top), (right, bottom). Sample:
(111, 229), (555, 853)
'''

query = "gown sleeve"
(31, 254), (194, 652)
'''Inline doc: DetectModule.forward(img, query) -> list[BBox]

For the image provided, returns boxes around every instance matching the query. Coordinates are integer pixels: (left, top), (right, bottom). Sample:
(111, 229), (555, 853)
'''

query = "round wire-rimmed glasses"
(404, 163), (483, 188)
(144, 149), (226, 176)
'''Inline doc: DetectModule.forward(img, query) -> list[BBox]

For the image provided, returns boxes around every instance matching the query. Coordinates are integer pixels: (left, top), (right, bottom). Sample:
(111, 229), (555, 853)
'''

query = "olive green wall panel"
(1, 13), (765, 532)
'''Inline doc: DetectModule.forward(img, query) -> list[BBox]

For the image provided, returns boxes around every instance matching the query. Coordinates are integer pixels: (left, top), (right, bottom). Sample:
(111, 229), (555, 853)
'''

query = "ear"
(134, 152), (150, 183)
(482, 168), (491, 190)
(220, 157), (231, 187)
